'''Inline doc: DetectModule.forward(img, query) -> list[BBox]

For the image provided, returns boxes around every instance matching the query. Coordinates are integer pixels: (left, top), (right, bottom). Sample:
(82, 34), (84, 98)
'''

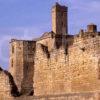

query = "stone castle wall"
(9, 32), (100, 96)
(69, 33), (100, 92)
(33, 32), (100, 96)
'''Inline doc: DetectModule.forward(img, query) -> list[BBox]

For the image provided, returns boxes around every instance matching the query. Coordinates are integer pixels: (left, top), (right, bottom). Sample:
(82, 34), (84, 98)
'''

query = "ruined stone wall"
(34, 43), (51, 95)
(0, 67), (19, 97)
(34, 32), (100, 96)
(34, 36), (72, 96)
(48, 47), (71, 94)
(8, 33), (100, 98)
(69, 33), (100, 92)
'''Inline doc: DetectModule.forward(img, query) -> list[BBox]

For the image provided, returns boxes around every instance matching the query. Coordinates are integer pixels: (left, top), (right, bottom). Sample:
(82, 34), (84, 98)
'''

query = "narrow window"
(26, 65), (28, 70)
(12, 59), (13, 67)
(12, 46), (14, 53)
(62, 21), (63, 26)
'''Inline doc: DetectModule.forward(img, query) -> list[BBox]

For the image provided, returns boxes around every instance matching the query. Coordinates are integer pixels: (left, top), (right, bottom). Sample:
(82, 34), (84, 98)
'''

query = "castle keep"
(0, 2), (100, 100)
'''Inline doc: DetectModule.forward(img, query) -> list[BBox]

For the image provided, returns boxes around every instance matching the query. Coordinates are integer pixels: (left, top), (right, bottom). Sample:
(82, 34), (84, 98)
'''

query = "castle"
(0, 2), (100, 100)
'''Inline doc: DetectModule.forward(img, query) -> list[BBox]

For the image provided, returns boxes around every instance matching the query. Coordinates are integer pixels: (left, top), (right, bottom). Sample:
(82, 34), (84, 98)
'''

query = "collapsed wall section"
(0, 67), (19, 97)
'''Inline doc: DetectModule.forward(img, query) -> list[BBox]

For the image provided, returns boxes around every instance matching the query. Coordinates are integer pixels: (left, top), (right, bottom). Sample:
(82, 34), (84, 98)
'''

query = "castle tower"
(9, 39), (36, 95)
(52, 2), (68, 35)
(87, 23), (97, 32)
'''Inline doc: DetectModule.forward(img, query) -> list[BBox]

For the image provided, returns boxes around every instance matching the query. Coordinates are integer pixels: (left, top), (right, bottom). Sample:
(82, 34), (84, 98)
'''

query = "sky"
(0, 0), (100, 69)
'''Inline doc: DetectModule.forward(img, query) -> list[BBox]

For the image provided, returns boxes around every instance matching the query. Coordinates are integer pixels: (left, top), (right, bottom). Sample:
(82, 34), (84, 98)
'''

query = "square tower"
(52, 2), (68, 35)
(9, 39), (36, 95)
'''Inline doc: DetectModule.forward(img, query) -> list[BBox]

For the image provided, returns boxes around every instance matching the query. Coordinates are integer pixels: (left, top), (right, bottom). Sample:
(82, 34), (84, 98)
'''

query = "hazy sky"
(0, 0), (100, 69)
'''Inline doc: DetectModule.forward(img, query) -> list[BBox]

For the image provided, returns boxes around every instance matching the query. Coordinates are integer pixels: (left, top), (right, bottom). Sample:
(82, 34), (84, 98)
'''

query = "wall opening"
(12, 46), (14, 54)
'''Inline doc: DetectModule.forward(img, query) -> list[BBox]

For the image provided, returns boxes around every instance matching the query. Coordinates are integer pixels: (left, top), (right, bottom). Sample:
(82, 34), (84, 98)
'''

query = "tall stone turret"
(52, 2), (68, 35)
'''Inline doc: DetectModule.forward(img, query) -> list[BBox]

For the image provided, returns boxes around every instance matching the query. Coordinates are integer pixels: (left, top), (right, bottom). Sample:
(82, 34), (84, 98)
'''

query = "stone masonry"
(0, 2), (100, 100)
(9, 40), (36, 95)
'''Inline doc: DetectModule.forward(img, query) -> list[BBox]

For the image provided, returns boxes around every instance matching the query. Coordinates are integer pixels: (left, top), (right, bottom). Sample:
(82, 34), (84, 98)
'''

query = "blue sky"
(0, 0), (100, 69)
